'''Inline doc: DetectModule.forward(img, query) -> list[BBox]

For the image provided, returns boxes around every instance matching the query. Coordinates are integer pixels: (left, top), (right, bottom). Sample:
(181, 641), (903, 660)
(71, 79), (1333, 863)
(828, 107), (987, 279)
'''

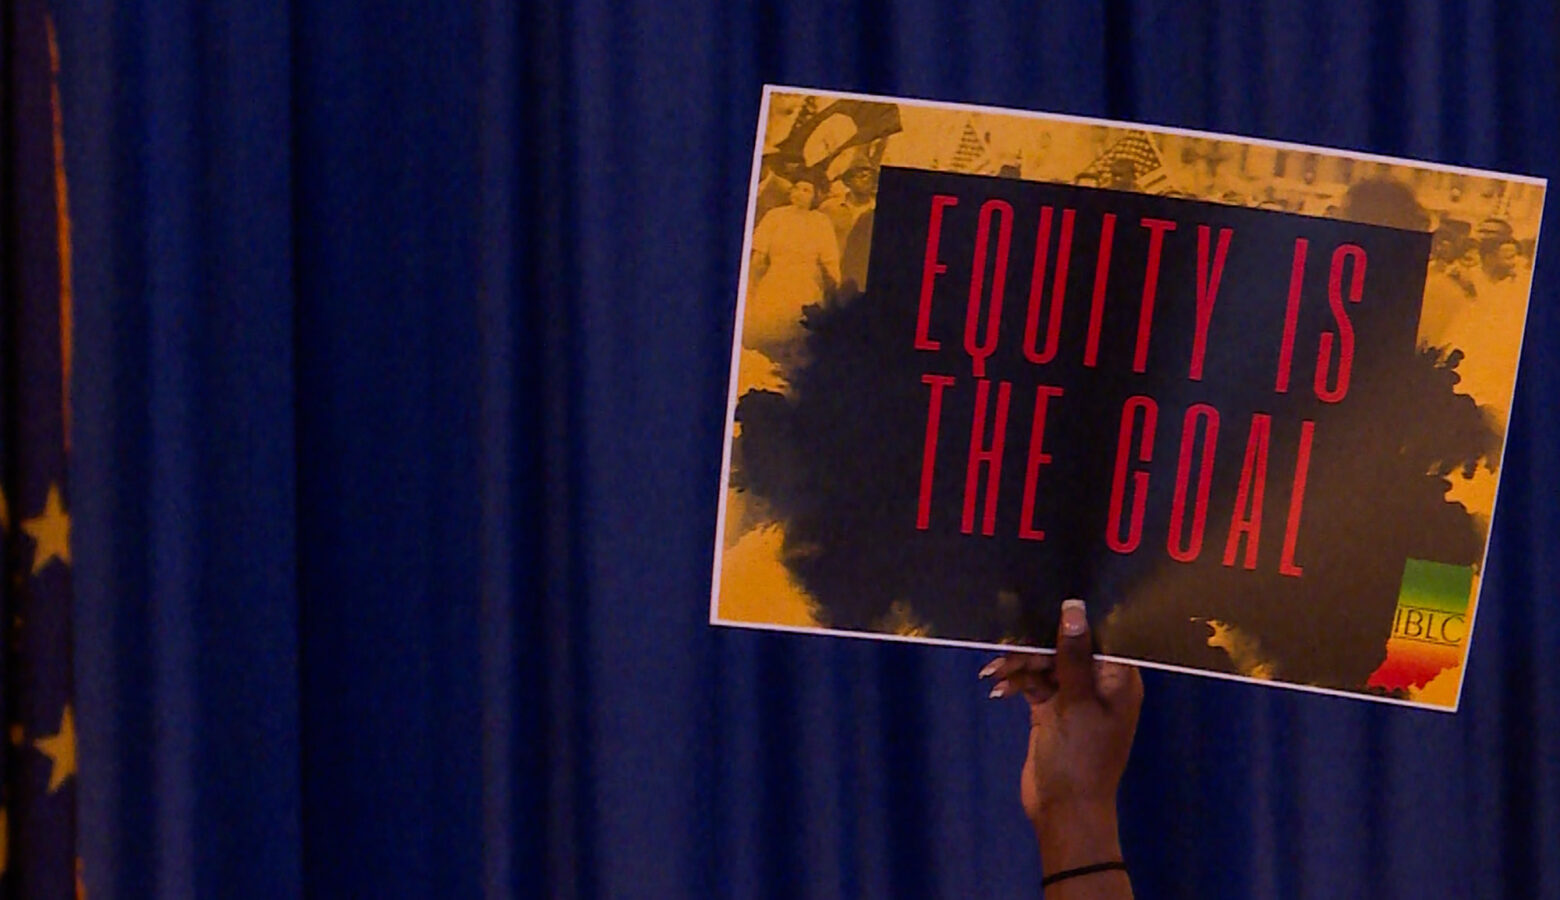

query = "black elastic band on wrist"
(1041, 860), (1128, 888)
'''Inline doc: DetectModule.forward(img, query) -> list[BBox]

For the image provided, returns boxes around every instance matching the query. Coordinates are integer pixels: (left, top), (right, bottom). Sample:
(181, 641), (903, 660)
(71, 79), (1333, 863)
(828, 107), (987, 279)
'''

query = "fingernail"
(978, 659), (1000, 679)
(988, 681), (1008, 699)
(1061, 598), (1087, 637)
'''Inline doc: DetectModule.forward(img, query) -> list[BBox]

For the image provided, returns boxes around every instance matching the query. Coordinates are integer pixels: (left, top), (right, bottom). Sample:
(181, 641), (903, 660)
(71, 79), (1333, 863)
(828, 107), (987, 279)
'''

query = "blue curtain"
(54, 1), (1558, 897)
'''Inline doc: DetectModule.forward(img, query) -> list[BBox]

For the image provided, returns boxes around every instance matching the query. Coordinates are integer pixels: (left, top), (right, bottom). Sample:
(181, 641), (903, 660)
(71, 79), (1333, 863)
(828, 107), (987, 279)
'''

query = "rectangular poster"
(711, 85), (1545, 711)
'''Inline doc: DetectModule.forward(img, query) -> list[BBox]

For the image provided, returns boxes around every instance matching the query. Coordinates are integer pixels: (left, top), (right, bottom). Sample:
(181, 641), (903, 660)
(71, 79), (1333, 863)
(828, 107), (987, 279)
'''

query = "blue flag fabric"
(1, 1), (81, 895)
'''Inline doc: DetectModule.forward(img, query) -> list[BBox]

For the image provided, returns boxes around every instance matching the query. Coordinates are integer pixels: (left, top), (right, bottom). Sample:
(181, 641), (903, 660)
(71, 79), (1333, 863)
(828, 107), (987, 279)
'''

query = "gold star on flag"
(35, 705), (76, 793)
(21, 483), (71, 574)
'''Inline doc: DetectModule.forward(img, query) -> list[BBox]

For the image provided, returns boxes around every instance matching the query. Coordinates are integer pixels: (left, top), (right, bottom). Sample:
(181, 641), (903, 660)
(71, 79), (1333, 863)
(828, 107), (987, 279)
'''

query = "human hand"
(980, 599), (1141, 892)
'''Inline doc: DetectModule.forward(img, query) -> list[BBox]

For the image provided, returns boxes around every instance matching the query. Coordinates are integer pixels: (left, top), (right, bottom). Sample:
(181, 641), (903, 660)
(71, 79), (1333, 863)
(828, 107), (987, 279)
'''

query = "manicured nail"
(988, 681), (1008, 699)
(1061, 598), (1087, 637)
(978, 658), (1001, 679)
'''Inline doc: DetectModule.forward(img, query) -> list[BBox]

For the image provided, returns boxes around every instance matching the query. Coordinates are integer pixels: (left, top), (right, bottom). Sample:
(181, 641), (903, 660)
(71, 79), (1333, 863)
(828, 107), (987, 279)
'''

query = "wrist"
(1033, 798), (1122, 876)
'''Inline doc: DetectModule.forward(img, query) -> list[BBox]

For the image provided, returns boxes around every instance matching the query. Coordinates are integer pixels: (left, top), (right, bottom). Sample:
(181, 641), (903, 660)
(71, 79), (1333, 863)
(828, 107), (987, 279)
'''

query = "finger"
(1053, 598), (1098, 703)
(987, 672), (1059, 706)
(977, 651), (1054, 682)
(1004, 654), (1059, 699)
(1095, 664), (1144, 740)
(1006, 652), (1055, 676)
(987, 678), (1030, 700)
(1094, 660), (1141, 707)
(984, 655), (1058, 704)
(1013, 670), (1058, 706)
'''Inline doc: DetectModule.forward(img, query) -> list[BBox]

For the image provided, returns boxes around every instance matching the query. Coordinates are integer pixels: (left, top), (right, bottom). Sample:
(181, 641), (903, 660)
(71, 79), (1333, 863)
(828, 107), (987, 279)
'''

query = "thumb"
(1054, 598), (1097, 703)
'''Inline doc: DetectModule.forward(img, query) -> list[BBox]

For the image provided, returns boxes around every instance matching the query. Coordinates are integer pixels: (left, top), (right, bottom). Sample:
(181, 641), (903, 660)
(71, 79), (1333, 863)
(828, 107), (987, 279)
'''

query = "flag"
(1080, 130), (1173, 194)
(1, 1), (82, 896)
(947, 118), (992, 173)
(769, 98), (904, 186)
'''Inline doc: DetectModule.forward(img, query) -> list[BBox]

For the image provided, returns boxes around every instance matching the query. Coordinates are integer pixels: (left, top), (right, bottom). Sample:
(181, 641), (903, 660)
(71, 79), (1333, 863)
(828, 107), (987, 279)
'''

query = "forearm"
(1035, 801), (1132, 899)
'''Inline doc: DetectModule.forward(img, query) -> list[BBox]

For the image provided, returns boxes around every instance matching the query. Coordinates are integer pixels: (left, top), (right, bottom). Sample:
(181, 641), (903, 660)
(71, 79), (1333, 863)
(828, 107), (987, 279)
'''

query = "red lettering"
(1189, 226), (1234, 381)
(1023, 207), (1075, 365)
(1274, 238), (1307, 393)
(1167, 403), (1220, 562)
(962, 379), (1013, 536)
(1017, 385), (1066, 541)
(1278, 419), (1314, 577)
(1106, 395), (1157, 553)
(916, 374), (957, 530)
(964, 199), (1014, 378)
(1133, 218), (1178, 373)
(1223, 413), (1272, 570)
(1315, 244), (1365, 403)
(914, 194), (960, 351)
(1083, 213), (1117, 368)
